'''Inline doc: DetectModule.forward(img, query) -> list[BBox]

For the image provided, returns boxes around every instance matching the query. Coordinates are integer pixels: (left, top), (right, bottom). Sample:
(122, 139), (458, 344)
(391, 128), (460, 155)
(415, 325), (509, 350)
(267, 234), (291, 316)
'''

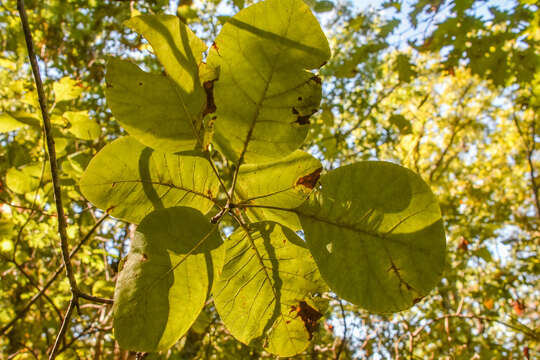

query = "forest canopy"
(0, 0), (538, 359)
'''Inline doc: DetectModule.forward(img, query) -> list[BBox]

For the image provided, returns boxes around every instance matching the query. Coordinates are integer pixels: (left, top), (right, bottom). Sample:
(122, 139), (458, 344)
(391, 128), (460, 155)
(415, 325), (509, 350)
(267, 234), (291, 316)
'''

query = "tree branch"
(334, 299), (347, 360)
(512, 107), (540, 219)
(17, 0), (78, 299)
(411, 313), (538, 341)
(48, 297), (77, 359)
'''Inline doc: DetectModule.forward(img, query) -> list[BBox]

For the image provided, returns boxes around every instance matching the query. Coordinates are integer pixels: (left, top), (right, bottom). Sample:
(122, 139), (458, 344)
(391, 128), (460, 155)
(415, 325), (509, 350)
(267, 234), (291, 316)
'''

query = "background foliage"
(0, 0), (538, 359)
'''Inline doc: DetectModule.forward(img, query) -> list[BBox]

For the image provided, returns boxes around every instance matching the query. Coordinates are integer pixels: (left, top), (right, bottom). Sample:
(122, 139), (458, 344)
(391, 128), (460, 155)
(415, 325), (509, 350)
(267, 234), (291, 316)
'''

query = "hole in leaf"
(290, 301), (322, 340)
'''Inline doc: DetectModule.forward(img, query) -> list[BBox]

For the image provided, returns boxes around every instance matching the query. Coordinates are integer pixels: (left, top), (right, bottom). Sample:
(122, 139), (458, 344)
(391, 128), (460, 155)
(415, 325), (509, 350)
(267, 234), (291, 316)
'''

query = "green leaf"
(389, 114), (412, 134)
(0, 111), (41, 132)
(53, 77), (83, 102)
(314, 1), (334, 13)
(62, 150), (92, 180)
(473, 247), (493, 263)
(0, 113), (25, 133)
(113, 207), (222, 352)
(125, 15), (206, 151)
(6, 162), (50, 194)
(105, 58), (205, 153)
(297, 161), (446, 312)
(79, 136), (218, 224)
(232, 0), (245, 9)
(63, 111), (101, 140)
(207, 0), (330, 164)
(214, 222), (326, 357)
(235, 150), (322, 230)
(395, 54), (417, 83)
(125, 15), (205, 93)
(106, 14), (208, 153)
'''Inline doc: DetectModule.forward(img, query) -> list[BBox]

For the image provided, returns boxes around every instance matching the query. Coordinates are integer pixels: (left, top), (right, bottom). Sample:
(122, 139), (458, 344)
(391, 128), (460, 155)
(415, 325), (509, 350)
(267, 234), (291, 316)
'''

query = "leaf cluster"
(77, 0), (447, 356)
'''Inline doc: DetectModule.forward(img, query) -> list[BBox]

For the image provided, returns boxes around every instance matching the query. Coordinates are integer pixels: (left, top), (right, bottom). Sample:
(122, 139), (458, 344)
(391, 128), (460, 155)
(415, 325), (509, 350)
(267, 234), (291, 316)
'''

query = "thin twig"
(77, 292), (114, 305)
(0, 198), (54, 217)
(17, 1), (83, 355)
(0, 254), (63, 323)
(411, 313), (538, 341)
(49, 297), (76, 359)
(334, 299), (347, 360)
(17, 0), (78, 299)
(0, 214), (109, 337)
(206, 152), (232, 202)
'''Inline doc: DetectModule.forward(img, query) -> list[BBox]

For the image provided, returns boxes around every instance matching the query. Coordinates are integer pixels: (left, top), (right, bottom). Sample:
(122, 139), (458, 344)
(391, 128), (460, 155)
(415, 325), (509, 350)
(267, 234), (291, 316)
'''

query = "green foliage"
(80, 136), (218, 224)
(113, 207), (222, 352)
(106, 15), (207, 153)
(207, 0), (331, 163)
(298, 161), (445, 312)
(214, 222), (325, 356)
(3, 0), (537, 358)
(77, 0), (445, 355)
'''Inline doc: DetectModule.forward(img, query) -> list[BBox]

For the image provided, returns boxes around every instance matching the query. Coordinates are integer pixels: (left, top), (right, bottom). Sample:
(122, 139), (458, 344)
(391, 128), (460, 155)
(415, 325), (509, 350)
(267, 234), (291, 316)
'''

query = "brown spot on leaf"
(106, 82), (112, 88)
(296, 168), (322, 190)
(139, 81), (143, 86)
(295, 114), (311, 125)
(298, 96), (303, 101)
(320, 61), (327, 68)
(106, 205), (116, 213)
(290, 301), (322, 340)
(457, 237), (469, 251)
(211, 42), (220, 55)
(413, 296), (425, 305)
(141, 254), (148, 262)
(202, 80), (217, 117)
(293, 108), (317, 125)
(310, 75), (322, 85)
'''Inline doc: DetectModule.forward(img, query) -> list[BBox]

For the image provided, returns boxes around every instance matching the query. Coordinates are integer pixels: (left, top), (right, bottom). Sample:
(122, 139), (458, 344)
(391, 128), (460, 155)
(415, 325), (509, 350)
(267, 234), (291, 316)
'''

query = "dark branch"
(17, 0), (78, 298)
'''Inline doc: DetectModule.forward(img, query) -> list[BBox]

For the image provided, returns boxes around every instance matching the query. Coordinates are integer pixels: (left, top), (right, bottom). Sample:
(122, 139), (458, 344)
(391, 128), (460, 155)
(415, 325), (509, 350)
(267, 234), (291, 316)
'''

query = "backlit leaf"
(53, 77), (83, 102)
(214, 222), (326, 356)
(0, 113), (25, 133)
(105, 58), (204, 153)
(6, 162), (50, 195)
(113, 207), (222, 352)
(79, 136), (218, 224)
(63, 111), (101, 140)
(207, 0), (330, 164)
(298, 161), (446, 312)
(235, 150), (322, 230)
(105, 15), (207, 152)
